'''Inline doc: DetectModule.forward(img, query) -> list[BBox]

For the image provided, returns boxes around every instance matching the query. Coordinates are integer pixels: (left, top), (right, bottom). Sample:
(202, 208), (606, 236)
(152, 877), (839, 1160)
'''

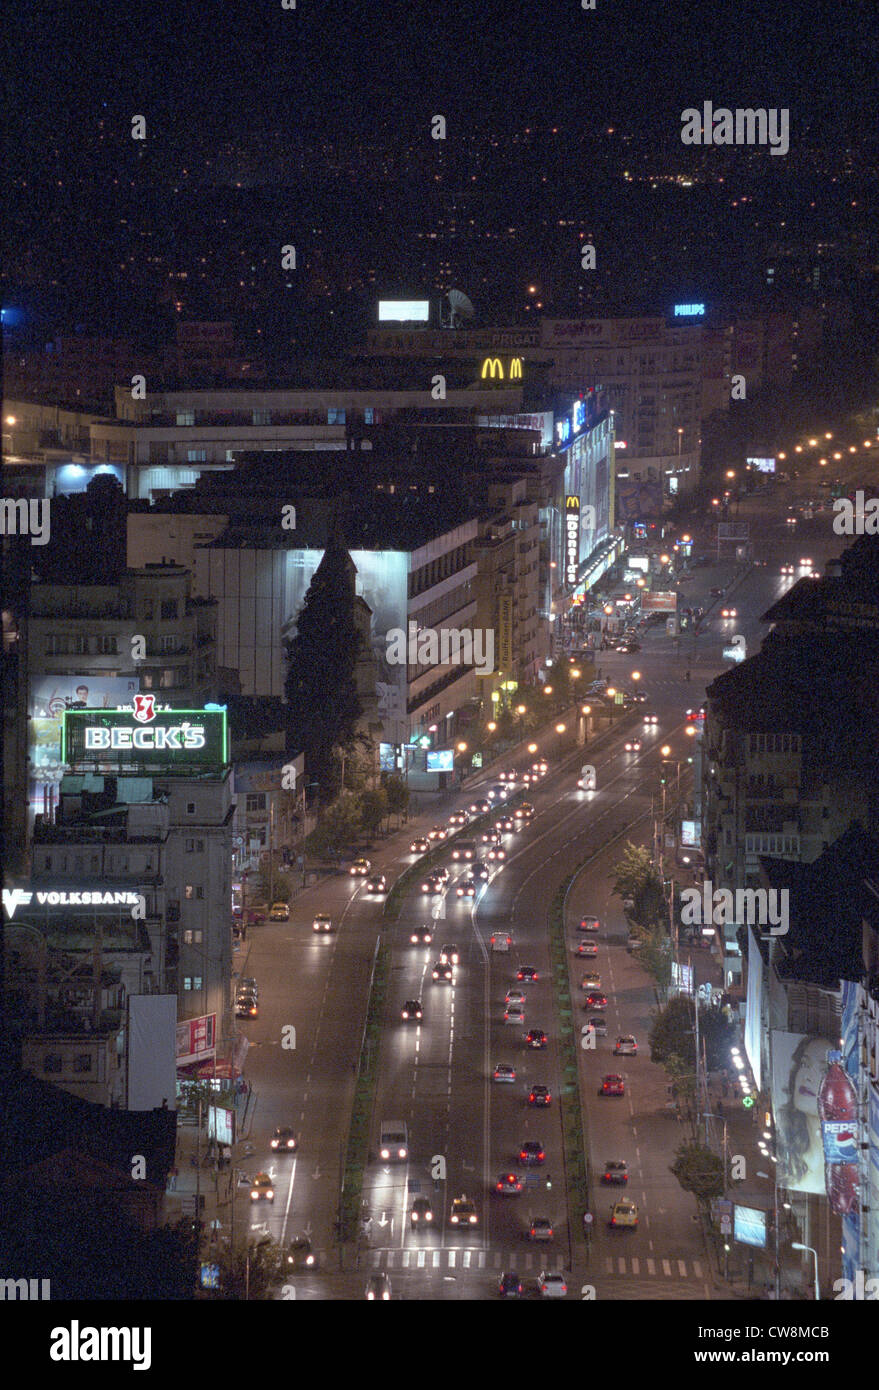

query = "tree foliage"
(304, 793), (362, 857)
(285, 534), (362, 798)
(215, 1237), (285, 1301)
(670, 1141), (725, 1205)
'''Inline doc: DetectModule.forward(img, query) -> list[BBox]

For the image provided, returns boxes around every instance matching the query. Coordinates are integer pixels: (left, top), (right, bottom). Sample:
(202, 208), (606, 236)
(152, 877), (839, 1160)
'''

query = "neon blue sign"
(674, 303), (705, 317)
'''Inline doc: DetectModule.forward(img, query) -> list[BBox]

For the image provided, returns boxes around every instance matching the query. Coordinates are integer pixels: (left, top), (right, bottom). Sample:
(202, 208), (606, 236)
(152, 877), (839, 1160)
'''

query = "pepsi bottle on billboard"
(819, 1050), (859, 1215)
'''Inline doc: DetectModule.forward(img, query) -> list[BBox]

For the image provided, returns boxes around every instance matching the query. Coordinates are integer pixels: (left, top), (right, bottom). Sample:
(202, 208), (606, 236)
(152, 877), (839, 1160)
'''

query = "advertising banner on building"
(176, 1013), (217, 1068)
(29, 675), (141, 778)
(497, 594), (513, 672)
(285, 548), (410, 746)
(772, 1030), (832, 1196)
(616, 478), (664, 521)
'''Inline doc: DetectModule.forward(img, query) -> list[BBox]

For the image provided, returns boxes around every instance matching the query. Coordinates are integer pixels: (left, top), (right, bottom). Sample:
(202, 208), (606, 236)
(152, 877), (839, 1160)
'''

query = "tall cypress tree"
(285, 531), (363, 798)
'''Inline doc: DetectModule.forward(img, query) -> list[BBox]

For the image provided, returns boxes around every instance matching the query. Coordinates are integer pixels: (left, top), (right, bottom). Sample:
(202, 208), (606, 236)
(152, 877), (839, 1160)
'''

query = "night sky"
(7, 0), (878, 153)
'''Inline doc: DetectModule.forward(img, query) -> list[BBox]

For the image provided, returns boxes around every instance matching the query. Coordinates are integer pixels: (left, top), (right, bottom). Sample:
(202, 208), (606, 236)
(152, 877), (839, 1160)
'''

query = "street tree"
(305, 793), (362, 859)
(380, 771), (409, 827)
(670, 1141), (725, 1206)
(359, 787), (389, 839)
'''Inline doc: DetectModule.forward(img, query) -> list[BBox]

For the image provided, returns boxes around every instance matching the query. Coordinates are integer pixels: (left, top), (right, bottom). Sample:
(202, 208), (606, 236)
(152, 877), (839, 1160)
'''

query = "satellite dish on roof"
(447, 289), (475, 328)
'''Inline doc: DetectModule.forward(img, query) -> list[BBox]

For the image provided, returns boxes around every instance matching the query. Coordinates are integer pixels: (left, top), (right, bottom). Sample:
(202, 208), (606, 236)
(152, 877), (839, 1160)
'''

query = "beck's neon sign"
(84, 724), (206, 751)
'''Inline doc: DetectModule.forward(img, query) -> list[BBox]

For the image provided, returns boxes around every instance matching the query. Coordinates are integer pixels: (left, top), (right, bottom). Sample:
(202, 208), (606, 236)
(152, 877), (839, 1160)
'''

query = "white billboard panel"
(128, 994), (178, 1111)
(378, 300), (430, 322)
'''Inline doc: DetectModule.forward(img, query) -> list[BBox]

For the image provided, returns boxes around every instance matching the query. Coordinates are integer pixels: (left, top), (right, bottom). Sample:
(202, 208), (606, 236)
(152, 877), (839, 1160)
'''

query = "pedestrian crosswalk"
(370, 1247), (565, 1274)
(603, 1255), (703, 1280)
(368, 1247), (704, 1281)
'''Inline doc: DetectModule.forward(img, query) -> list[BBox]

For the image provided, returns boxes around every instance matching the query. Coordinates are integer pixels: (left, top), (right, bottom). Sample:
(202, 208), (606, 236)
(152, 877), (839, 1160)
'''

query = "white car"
(505, 988), (527, 1006)
(614, 1035), (638, 1056)
(537, 1271), (567, 1298)
(493, 1063), (517, 1083)
(504, 1002), (526, 1025)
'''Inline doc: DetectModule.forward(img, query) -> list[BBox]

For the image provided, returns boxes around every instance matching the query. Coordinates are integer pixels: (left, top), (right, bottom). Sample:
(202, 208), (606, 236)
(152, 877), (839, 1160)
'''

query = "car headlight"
(425, 1211), (432, 1221)
(306, 1255), (315, 1266)
(380, 1148), (389, 1159)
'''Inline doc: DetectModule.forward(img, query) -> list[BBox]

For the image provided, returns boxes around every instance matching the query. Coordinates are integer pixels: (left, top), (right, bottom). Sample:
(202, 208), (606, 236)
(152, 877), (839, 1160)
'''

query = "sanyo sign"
(556, 399), (587, 446)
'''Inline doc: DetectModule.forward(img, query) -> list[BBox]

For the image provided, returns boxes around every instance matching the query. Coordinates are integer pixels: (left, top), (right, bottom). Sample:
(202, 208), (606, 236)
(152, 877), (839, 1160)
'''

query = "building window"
(183, 928), (203, 944)
(159, 633), (181, 653)
(95, 635), (118, 655)
(246, 794), (267, 813)
(186, 802), (196, 814)
(186, 448), (207, 463)
(183, 976), (203, 992)
(161, 599), (178, 620)
(253, 409), (272, 426)
(142, 599), (154, 619)
(44, 634), (69, 655)
(160, 669), (176, 688)
(43, 1054), (63, 1073)
(176, 410), (195, 426)
(327, 408), (346, 425)
(184, 884), (205, 899)
(73, 1054), (93, 1074)
(185, 838), (205, 853)
(167, 901), (180, 923)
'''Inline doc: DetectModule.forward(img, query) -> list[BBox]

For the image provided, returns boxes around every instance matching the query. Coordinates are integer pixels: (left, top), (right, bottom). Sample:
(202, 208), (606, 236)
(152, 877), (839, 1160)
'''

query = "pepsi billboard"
(62, 699), (229, 774)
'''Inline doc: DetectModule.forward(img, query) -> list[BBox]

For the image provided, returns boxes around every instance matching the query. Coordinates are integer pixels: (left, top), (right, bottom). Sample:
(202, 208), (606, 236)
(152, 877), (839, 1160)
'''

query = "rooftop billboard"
(62, 702), (229, 774)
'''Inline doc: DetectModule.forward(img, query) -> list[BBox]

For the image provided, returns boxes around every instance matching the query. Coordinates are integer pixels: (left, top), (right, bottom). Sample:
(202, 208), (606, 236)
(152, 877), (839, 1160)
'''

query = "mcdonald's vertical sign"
(509, 357), (523, 379)
(565, 495), (580, 588)
(497, 595), (513, 673)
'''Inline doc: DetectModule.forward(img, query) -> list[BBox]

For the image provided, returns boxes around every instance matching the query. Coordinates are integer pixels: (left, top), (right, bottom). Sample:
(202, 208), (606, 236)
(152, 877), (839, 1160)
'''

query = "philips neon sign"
(673, 303), (705, 317)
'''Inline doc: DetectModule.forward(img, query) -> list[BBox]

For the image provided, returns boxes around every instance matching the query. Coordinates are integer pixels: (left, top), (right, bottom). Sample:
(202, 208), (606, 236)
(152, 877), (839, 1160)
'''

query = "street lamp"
(487, 721), (497, 732)
(456, 741), (468, 753)
(527, 743), (538, 754)
(555, 723), (566, 734)
(791, 1243), (819, 1301)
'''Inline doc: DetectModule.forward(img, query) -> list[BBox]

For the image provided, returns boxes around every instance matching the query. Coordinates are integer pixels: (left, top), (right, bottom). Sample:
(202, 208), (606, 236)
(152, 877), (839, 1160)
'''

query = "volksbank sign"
(62, 705), (229, 774)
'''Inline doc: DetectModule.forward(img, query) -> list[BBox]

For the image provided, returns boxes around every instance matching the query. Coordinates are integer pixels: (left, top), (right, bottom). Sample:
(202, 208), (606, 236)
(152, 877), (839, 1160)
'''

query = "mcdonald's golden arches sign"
(480, 356), (524, 381)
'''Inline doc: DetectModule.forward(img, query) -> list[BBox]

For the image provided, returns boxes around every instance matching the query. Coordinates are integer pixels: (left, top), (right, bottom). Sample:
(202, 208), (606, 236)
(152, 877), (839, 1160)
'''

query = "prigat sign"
(565, 495), (580, 587)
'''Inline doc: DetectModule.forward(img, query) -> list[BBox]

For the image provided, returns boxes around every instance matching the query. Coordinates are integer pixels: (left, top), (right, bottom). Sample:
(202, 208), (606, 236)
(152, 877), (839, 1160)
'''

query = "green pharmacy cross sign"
(62, 705), (229, 775)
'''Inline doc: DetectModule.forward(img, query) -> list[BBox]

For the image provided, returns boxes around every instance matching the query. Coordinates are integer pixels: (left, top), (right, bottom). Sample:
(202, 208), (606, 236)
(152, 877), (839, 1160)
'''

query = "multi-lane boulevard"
(230, 494), (847, 1298)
